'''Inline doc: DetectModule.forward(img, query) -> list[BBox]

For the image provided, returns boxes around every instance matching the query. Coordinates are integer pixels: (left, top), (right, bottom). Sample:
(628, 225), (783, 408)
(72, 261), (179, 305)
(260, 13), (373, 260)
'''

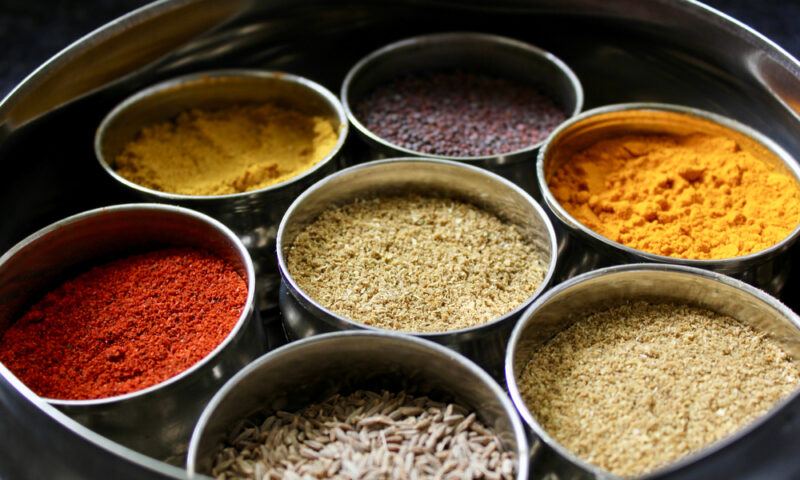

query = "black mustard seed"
(354, 71), (567, 157)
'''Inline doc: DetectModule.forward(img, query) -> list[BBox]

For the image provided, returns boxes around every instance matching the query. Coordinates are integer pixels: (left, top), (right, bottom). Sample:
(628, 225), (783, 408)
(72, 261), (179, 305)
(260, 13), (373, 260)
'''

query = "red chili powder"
(0, 247), (247, 400)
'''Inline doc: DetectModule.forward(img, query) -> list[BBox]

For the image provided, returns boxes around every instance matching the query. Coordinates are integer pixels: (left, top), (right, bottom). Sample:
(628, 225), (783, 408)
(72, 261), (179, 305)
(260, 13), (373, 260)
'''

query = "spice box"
(506, 265), (800, 479)
(2, 1), (800, 479)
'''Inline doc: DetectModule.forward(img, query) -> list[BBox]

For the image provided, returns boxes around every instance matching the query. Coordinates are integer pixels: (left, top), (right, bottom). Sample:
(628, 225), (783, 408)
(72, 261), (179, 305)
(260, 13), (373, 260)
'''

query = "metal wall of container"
(2, 0), (800, 478)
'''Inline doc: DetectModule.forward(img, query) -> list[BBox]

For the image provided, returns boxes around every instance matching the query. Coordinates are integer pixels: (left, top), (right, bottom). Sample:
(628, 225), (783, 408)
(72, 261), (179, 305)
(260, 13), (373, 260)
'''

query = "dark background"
(0, 0), (799, 97)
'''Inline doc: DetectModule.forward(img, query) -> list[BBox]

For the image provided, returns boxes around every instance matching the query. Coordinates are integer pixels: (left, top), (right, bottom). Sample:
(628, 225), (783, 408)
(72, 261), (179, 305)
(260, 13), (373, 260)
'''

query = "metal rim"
(94, 69), (349, 201)
(536, 102), (800, 266)
(340, 31), (584, 163)
(0, 361), (186, 478)
(187, 330), (530, 479)
(0, 203), (257, 406)
(0, 0), (797, 477)
(275, 157), (559, 338)
(504, 263), (800, 478)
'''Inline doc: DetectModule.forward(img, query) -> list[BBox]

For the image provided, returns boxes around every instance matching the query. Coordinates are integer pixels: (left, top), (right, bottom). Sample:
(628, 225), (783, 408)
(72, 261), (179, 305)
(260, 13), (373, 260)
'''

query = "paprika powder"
(0, 247), (247, 400)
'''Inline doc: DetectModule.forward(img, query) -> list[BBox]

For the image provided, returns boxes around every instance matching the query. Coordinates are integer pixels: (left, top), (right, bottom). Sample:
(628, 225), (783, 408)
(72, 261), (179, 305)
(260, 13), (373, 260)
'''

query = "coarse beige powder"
(518, 302), (800, 478)
(287, 195), (548, 332)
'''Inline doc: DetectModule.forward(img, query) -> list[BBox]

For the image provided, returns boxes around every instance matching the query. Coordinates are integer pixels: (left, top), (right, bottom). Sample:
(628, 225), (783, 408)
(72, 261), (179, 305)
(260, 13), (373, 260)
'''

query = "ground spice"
(287, 194), (547, 332)
(211, 390), (516, 479)
(518, 301), (800, 478)
(113, 103), (339, 195)
(548, 133), (800, 259)
(0, 248), (247, 400)
(355, 71), (565, 157)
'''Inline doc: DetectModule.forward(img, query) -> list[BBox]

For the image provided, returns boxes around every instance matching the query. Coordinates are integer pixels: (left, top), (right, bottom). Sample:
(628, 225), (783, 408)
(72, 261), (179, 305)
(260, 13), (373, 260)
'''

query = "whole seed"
(211, 390), (516, 479)
(287, 194), (548, 332)
(518, 301), (800, 478)
(355, 71), (566, 157)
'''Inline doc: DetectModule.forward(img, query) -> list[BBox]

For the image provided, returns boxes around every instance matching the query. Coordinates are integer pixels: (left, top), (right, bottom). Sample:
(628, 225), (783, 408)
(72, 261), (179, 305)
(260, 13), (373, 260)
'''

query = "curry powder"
(113, 103), (338, 196)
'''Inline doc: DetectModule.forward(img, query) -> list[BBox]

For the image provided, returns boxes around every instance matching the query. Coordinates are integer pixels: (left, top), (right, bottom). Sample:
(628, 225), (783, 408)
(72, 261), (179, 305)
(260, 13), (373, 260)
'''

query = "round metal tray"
(1, 1), (800, 478)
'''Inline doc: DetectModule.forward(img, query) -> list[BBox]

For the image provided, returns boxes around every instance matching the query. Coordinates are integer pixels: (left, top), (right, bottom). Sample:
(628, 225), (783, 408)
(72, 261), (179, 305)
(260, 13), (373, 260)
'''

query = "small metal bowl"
(537, 103), (800, 294)
(276, 158), (557, 379)
(0, 204), (265, 463)
(506, 264), (800, 479)
(187, 331), (529, 479)
(95, 69), (349, 308)
(341, 32), (583, 192)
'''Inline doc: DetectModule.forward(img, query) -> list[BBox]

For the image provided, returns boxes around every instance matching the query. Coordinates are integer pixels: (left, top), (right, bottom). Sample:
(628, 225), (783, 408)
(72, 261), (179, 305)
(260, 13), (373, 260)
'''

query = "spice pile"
(211, 390), (516, 479)
(287, 194), (548, 332)
(0, 248), (247, 399)
(355, 71), (565, 157)
(518, 301), (800, 477)
(548, 133), (800, 259)
(113, 103), (338, 196)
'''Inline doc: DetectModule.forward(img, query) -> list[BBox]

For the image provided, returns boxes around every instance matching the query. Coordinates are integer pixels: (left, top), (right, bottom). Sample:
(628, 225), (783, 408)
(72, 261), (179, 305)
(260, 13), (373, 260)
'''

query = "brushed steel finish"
(0, 204), (266, 464)
(1, 0), (800, 478)
(506, 264), (800, 479)
(340, 32), (583, 192)
(537, 103), (800, 294)
(276, 158), (558, 379)
(95, 70), (349, 309)
(187, 331), (529, 479)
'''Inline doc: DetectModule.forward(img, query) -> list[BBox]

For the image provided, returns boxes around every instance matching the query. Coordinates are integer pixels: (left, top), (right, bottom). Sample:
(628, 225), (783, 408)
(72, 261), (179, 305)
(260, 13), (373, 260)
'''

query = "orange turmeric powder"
(548, 133), (800, 259)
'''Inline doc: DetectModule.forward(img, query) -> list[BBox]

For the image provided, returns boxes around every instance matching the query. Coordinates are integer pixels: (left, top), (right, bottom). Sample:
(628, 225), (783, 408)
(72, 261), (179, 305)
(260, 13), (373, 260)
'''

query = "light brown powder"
(518, 302), (800, 478)
(113, 103), (338, 196)
(287, 195), (547, 332)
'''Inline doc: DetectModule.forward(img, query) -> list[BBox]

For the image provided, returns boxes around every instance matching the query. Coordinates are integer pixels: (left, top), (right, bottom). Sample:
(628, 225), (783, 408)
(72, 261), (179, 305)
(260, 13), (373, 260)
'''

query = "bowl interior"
(345, 34), (581, 134)
(540, 108), (798, 185)
(0, 205), (249, 341)
(189, 333), (525, 476)
(510, 267), (800, 475)
(279, 160), (554, 287)
(97, 72), (345, 173)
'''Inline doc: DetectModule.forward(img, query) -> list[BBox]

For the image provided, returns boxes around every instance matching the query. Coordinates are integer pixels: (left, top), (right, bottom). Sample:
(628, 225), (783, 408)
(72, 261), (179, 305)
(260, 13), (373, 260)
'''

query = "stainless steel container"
(3, 1), (800, 478)
(95, 70), (349, 309)
(537, 103), (800, 294)
(341, 32), (583, 193)
(0, 204), (266, 463)
(276, 158), (558, 378)
(187, 331), (529, 479)
(505, 264), (800, 479)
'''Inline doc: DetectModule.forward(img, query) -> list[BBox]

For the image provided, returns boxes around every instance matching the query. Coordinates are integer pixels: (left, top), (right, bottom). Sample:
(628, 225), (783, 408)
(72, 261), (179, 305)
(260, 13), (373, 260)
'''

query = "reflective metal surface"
(276, 158), (557, 379)
(0, 204), (266, 464)
(95, 70), (349, 309)
(1, 0), (800, 478)
(537, 103), (800, 294)
(187, 331), (529, 479)
(341, 32), (583, 191)
(506, 264), (800, 479)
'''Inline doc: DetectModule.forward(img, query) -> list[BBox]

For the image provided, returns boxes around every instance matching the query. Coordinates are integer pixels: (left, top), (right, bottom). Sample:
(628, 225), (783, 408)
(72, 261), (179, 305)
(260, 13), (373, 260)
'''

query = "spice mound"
(355, 71), (566, 157)
(518, 302), (800, 478)
(0, 248), (247, 400)
(287, 195), (548, 332)
(548, 133), (800, 259)
(211, 390), (516, 479)
(113, 103), (339, 195)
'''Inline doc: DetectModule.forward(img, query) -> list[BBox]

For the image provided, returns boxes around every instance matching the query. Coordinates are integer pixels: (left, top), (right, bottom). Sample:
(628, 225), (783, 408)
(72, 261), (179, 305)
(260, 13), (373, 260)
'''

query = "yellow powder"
(113, 103), (339, 196)
(548, 133), (800, 259)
